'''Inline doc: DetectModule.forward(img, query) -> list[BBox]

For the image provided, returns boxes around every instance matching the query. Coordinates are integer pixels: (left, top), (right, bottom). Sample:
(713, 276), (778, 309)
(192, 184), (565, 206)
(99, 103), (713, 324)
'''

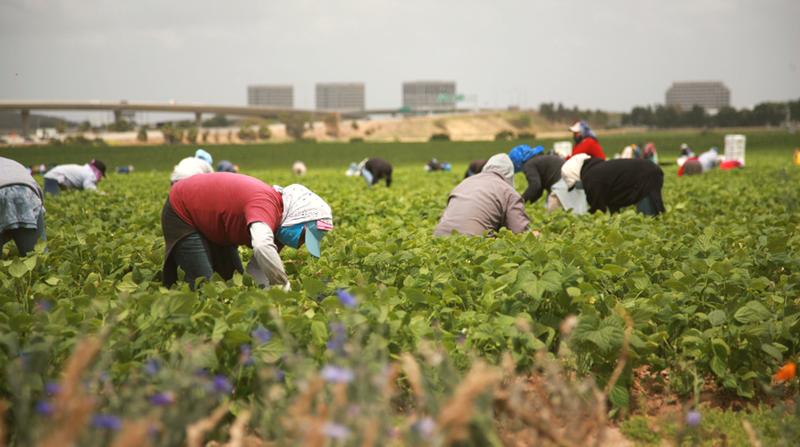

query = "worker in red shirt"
(161, 172), (333, 290)
(568, 121), (606, 160)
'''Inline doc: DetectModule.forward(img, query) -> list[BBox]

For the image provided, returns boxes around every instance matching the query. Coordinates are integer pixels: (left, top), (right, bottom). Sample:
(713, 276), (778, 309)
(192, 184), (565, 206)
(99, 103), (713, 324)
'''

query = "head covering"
(276, 184), (334, 257)
(561, 153), (591, 189)
(90, 159), (106, 178)
(508, 144), (544, 172)
(481, 153), (515, 187)
(644, 143), (656, 157)
(569, 121), (597, 143)
(195, 149), (213, 165)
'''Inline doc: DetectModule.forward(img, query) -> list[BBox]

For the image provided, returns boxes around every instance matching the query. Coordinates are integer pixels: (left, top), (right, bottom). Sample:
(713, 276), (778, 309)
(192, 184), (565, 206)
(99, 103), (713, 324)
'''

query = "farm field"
(1, 130), (799, 445)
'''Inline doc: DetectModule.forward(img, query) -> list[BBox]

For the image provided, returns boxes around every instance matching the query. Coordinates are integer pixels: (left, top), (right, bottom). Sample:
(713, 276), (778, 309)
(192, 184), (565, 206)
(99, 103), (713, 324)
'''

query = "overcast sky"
(1, 0), (798, 119)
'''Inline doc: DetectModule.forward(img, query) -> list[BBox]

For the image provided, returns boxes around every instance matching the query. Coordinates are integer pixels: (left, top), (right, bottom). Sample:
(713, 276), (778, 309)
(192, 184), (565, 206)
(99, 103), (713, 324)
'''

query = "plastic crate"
(724, 134), (746, 166)
(553, 141), (572, 159)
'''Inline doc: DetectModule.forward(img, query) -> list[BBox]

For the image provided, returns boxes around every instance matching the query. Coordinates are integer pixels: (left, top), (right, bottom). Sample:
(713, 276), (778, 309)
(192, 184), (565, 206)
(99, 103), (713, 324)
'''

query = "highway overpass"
(0, 100), (407, 136)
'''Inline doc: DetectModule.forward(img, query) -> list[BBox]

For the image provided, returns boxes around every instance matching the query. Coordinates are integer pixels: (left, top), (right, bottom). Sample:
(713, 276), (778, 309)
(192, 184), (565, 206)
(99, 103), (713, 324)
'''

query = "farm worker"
(170, 149), (213, 184)
(0, 157), (46, 256)
(434, 153), (531, 236)
(643, 143), (658, 164)
(292, 161), (307, 176)
(464, 159), (487, 178)
(560, 155), (665, 216)
(360, 157), (393, 187)
(619, 145), (635, 159)
(161, 172), (333, 290)
(679, 147), (720, 177)
(568, 121), (606, 160)
(508, 144), (564, 204)
(676, 143), (695, 167)
(43, 159), (106, 195)
(425, 158), (451, 172)
(216, 160), (239, 173)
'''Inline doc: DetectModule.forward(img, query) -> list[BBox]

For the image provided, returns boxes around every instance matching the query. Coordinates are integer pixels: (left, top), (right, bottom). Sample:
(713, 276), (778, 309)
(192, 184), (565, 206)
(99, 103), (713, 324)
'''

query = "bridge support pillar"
(195, 112), (202, 129)
(21, 109), (30, 138)
(113, 109), (122, 124)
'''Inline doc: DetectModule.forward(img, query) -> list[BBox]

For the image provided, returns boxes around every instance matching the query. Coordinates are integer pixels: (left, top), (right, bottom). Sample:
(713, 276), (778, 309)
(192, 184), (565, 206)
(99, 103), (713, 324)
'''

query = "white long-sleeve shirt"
(248, 222), (290, 290)
(44, 164), (98, 190)
(170, 157), (213, 183)
(698, 149), (719, 172)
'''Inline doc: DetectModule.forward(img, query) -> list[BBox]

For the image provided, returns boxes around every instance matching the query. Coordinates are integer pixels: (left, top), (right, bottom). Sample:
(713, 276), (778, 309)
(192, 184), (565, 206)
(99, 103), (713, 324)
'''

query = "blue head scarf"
(571, 121), (597, 143)
(508, 144), (544, 172)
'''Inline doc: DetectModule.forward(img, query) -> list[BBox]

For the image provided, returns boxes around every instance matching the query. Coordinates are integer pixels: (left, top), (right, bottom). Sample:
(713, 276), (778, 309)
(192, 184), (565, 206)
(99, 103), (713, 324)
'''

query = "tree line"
(621, 99), (800, 128)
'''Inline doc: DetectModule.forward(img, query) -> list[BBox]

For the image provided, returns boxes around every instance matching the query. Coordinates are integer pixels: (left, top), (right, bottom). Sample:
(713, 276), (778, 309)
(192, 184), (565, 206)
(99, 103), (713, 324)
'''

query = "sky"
(1, 0), (798, 122)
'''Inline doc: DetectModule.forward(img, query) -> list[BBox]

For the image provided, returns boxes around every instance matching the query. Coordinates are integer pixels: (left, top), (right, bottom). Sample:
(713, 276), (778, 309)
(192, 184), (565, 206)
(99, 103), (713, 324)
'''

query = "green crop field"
(1, 130), (799, 445)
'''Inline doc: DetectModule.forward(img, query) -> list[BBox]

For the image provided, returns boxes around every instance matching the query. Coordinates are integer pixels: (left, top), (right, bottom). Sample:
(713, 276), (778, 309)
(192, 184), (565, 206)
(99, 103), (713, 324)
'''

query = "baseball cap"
(568, 122), (582, 133)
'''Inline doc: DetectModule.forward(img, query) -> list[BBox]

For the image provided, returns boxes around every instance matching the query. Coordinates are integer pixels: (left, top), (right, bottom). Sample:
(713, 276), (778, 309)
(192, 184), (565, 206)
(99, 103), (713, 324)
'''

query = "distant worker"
(676, 143), (695, 167)
(292, 161), (307, 176)
(216, 160), (239, 173)
(361, 157), (393, 187)
(678, 147), (719, 177)
(345, 161), (362, 177)
(1, 157), (46, 256)
(568, 121), (606, 160)
(434, 153), (531, 237)
(464, 159), (487, 178)
(116, 165), (135, 174)
(559, 155), (665, 216)
(643, 143), (658, 164)
(170, 149), (213, 184)
(425, 158), (451, 172)
(508, 144), (564, 204)
(161, 173), (333, 290)
(43, 159), (106, 195)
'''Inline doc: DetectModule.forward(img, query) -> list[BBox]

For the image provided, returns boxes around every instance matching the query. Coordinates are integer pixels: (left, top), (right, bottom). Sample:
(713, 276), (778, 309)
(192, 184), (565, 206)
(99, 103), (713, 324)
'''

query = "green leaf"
(708, 310), (726, 326)
(310, 320), (328, 346)
(211, 319), (229, 343)
(733, 301), (771, 324)
(8, 260), (30, 278)
(760, 343), (783, 362)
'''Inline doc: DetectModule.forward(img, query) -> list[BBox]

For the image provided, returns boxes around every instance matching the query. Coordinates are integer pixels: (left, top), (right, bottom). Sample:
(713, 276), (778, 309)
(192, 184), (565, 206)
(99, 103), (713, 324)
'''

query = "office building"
(665, 81), (730, 112)
(403, 81), (457, 112)
(247, 85), (294, 108)
(315, 83), (365, 112)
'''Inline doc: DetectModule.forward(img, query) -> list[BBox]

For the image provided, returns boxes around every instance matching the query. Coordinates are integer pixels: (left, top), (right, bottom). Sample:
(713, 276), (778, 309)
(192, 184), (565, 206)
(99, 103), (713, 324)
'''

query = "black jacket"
(364, 158), (393, 187)
(580, 158), (665, 214)
(521, 155), (564, 203)
(464, 159), (487, 178)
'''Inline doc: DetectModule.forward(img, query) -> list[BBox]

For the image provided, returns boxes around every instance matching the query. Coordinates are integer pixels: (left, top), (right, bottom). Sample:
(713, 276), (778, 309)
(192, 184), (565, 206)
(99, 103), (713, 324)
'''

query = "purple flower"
(143, 359), (159, 375)
(323, 422), (350, 439)
(149, 392), (175, 406)
(686, 410), (701, 427)
(91, 414), (122, 430)
(252, 326), (272, 344)
(35, 400), (53, 416)
(320, 365), (354, 384)
(99, 371), (110, 383)
(275, 369), (286, 382)
(335, 289), (357, 308)
(212, 375), (232, 394)
(35, 300), (52, 313)
(239, 344), (254, 366)
(326, 323), (347, 354)
(45, 382), (61, 396)
(412, 417), (436, 438)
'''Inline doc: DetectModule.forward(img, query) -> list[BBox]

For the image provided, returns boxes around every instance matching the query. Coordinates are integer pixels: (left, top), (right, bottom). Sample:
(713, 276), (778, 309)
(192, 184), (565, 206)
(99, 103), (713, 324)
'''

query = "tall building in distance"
(315, 83), (365, 112)
(403, 81), (457, 112)
(665, 81), (730, 112)
(247, 85), (294, 108)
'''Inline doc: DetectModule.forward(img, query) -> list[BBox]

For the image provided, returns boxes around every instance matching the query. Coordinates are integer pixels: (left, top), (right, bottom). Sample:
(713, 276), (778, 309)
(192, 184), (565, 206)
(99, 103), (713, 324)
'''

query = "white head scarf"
(561, 153), (591, 189)
(481, 153), (515, 187)
(274, 184), (333, 228)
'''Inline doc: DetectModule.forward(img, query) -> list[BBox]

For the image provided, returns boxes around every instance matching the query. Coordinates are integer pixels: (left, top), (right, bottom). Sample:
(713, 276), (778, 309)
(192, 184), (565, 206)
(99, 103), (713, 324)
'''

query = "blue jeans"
(171, 232), (242, 288)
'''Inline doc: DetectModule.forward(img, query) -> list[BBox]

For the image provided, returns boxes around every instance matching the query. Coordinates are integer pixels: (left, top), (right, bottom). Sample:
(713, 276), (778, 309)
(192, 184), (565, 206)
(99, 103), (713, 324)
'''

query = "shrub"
(495, 130), (516, 141)
(430, 133), (450, 142)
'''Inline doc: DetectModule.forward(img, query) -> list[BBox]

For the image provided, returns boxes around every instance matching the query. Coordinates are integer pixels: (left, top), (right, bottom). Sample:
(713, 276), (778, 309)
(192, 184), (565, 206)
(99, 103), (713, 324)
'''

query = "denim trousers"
(171, 232), (242, 288)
